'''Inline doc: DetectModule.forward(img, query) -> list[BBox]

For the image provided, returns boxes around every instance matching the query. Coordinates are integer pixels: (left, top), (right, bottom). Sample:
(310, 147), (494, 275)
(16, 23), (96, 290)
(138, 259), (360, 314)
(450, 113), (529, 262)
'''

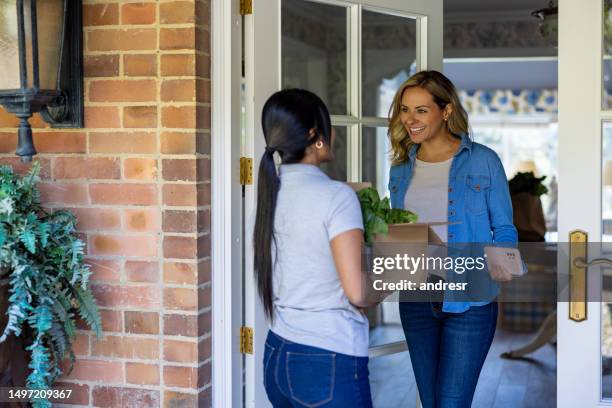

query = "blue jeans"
(263, 330), (372, 407)
(399, 301), (498, 408)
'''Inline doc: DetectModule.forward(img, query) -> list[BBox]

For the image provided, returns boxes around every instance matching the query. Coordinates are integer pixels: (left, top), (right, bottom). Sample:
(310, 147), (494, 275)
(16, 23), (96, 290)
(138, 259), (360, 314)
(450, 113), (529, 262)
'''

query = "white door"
(557, 0), (612, 406)
(242, 1), (442, 407)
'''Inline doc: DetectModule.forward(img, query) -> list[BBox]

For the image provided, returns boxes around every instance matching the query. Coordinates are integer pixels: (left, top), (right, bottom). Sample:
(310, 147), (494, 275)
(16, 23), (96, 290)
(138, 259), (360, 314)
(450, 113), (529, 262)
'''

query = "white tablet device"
(484, 246), (526, 277)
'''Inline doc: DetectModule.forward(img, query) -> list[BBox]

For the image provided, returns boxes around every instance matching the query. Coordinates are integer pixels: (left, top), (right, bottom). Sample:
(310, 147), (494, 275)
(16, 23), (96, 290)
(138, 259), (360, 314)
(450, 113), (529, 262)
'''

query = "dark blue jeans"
(263, 330), (372, 407)
(399, 301), (498, 408)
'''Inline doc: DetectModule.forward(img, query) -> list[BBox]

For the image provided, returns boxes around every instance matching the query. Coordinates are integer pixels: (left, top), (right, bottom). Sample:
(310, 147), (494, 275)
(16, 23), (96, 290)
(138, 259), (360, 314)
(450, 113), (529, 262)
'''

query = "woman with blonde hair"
(387, 70), (516, 407)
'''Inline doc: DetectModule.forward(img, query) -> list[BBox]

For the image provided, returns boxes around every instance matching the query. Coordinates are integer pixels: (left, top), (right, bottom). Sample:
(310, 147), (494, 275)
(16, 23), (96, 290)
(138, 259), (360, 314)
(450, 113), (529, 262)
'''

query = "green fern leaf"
(19, 229), (36, 254)
(72, 286), (102, 338)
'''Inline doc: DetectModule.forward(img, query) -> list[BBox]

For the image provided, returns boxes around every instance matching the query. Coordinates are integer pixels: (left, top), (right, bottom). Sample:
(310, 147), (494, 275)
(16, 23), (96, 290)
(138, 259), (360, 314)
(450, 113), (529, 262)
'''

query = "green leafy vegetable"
(356, 187), (417, 245)
(509, 171), (548, 197)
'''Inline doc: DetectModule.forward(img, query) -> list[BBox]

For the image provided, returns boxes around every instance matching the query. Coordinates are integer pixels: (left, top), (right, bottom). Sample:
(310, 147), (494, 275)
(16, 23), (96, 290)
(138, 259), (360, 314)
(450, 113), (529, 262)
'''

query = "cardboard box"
(346, 182), (451, 319)
(374, 222), (445, 244)
(345, 181), (445, 245)
(346, 181), (447, 285)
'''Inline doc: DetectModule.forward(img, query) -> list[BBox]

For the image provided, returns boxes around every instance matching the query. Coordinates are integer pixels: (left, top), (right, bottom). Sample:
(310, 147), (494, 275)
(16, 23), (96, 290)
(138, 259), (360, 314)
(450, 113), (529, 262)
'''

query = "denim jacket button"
(449, 200), (454, 205)
(390, 185), (398, 192)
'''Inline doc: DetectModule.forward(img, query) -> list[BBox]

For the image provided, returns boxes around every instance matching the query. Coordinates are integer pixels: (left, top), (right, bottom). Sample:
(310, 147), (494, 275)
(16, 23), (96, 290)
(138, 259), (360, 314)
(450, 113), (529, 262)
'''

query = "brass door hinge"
(240, 157), (253, 185)
(240, 326), (253, 354)
(240, 0), (252, 15)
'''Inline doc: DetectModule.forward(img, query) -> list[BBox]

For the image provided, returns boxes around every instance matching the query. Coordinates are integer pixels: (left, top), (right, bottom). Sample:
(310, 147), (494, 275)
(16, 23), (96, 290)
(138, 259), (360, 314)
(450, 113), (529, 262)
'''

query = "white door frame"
(242, 1), (442, 407)
(211, 0), (243, 406)
(210, 0), (612, 405)
(557, 0), (610, 406)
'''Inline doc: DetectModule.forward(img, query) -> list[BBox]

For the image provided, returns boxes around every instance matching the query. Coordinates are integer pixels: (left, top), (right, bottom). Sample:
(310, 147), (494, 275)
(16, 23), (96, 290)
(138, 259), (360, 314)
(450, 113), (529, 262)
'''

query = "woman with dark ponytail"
(254, 89), (377, 407)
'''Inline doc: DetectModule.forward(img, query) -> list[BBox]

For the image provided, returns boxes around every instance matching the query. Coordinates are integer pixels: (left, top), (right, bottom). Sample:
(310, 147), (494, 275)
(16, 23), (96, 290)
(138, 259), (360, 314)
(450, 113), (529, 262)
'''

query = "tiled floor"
(368, 325), (557, 408)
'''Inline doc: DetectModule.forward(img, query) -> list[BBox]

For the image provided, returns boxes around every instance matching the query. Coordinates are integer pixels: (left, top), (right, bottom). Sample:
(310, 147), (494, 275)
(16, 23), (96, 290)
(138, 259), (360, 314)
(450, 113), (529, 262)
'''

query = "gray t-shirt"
(269, 163), (368, 356)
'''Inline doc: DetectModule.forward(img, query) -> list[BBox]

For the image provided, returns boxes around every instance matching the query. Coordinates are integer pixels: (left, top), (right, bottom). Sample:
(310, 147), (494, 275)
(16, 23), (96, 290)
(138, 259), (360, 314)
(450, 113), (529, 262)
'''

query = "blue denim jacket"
(388, 133), (518, 313)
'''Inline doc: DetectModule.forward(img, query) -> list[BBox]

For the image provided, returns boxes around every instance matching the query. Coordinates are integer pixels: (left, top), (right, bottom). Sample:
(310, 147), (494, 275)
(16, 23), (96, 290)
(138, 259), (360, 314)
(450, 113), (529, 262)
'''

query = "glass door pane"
(362, 9), (417, 118)
(320, 126), (348, 181)
(361, 127), (392, 197)
(604, 124), (612, 246)
(604, 0), (612, 109)
(602, 123), (612, 400)
(281, 0), (348, 115)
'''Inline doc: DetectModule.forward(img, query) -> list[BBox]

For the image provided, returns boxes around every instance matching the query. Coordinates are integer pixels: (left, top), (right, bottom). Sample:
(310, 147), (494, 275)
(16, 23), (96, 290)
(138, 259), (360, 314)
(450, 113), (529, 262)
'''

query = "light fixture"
(531, 1), (558, 48)
(0, 0), (83, 162)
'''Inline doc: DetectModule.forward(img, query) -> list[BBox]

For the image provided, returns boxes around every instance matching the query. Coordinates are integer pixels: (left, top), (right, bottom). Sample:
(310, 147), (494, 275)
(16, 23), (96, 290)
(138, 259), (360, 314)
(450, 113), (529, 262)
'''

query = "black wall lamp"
(0, 0), (83, 162)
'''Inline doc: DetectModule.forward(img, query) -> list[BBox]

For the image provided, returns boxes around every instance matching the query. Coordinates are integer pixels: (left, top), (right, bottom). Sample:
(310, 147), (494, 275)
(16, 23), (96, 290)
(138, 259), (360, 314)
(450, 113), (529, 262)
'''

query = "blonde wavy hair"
(388, 70), (470, 165)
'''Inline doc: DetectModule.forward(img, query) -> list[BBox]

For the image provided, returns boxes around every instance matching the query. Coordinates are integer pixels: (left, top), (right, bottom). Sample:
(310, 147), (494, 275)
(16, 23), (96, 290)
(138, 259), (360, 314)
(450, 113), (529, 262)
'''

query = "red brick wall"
(0, 1), (212, 406)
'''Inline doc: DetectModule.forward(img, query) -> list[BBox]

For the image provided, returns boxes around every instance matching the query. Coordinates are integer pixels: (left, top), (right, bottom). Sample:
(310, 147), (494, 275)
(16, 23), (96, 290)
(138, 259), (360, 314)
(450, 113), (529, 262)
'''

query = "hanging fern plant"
(0, 162), (101, 407)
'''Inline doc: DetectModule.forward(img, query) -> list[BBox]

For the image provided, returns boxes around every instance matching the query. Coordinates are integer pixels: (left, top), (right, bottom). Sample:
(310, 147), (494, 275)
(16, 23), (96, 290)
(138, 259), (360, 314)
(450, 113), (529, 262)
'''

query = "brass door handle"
(569, 230), (588, 322)
(569, 230), (612, 322)
(573, 257), (612, 268)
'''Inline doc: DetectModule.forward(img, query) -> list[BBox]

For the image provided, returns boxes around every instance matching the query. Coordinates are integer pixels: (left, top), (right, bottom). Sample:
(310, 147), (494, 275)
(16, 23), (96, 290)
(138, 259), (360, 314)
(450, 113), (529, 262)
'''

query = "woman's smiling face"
(399, 86), (449, 144)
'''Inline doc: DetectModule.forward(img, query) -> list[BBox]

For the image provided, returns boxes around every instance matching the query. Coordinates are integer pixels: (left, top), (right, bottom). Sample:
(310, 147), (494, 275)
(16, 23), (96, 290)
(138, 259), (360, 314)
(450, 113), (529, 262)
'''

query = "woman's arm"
(487, 156), (518, 245)
(330, 229), (390, 308)
(486, 155), (524, 280)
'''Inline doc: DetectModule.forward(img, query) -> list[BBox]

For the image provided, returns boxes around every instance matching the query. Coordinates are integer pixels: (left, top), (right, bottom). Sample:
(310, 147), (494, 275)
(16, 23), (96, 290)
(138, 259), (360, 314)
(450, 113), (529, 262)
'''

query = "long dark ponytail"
(254, 89), (332, 321)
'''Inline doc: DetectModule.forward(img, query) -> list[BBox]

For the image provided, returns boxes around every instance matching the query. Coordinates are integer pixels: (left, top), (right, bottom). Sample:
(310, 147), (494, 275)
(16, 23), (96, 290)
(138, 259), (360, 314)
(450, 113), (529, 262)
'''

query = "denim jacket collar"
(407, 132), (472, 164)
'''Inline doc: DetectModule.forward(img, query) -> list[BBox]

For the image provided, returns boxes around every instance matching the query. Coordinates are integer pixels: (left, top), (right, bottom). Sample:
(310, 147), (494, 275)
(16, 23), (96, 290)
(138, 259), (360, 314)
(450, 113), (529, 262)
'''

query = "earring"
(315, 140), (324, 149)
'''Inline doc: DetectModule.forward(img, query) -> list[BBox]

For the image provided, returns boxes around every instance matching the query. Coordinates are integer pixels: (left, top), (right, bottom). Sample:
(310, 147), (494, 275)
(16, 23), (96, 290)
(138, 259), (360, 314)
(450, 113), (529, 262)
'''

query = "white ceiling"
(444, 0), (553, 14)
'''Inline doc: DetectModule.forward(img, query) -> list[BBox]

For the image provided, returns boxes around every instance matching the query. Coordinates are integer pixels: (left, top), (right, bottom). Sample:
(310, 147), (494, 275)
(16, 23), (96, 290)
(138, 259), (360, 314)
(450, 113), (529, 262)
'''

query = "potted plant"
(0, 163), (101, 408)
(508, 171), (548, 242)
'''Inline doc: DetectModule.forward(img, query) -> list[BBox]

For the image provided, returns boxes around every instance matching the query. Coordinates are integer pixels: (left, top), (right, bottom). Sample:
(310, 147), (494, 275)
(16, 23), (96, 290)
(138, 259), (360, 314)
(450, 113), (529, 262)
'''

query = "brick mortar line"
(54, 381), (202, 396)
(35, 154), (213, 159)
(197, 359), (211, 369)
(86, 78), (207, 82)
(83, 255), (210, 262)
(41, 178), (210, 184)
(38, 179), (206, 184)
(94, 309), (202, 318)
(84, 23), (208, 30)
(82, 102), (211, 107)
(88, 336), (202, 345)
(85, 49), (205, 56)
(196, 332), (212, 342)
(86, 257), (205, 264)
(90, 49), (212, 57)
(82, 102), (212, 108)
(196, 383), (212, 393)
(81, 232), (166, 237)
(42, 205), (211, 212)
(54, 380), (203, 394)
(92, 332), (206, 341)
(87, 77), (211, 82)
